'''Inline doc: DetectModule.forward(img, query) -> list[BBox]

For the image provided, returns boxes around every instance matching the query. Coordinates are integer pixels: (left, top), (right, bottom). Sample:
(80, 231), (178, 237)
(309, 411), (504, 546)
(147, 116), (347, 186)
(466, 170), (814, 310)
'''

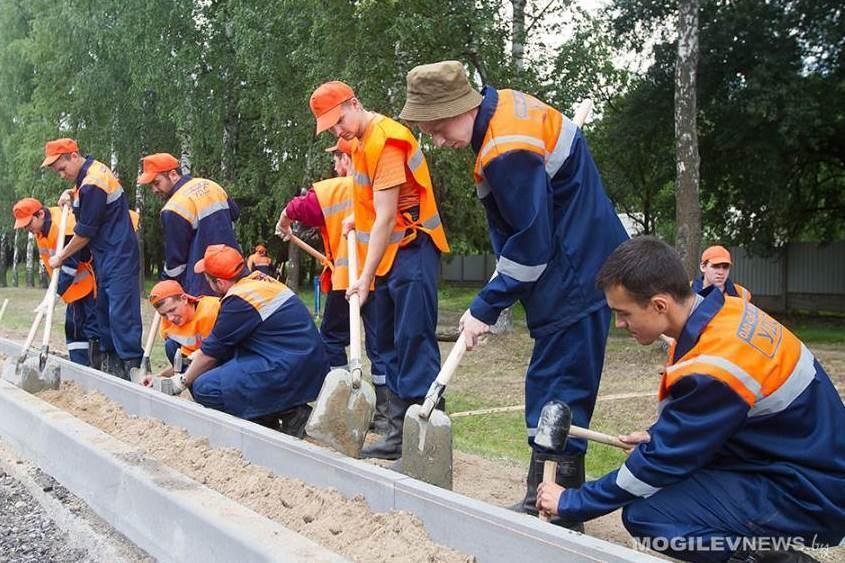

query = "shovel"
(305, 230), (375, 457)
(2, 205), (69, 391)
(402, 332), (468, 490)
(0, 298), (8, 324)
(129, 312), (160, 384)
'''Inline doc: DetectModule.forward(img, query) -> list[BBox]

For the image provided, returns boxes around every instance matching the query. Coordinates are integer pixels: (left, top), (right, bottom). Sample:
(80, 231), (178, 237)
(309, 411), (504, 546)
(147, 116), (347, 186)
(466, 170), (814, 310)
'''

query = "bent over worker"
(692, 245), (751, 301)
(144, 280), (220, 382)
(138, 153), (240, 297)
(276, 137), (388, 434)
(537, 237), (845, 563)
(309, 81), (450, 459)
(13, 198), (99, 366)
(166, 245), (329, 437)
(43, 138), (143, 379)
(400, 61), (628, 527)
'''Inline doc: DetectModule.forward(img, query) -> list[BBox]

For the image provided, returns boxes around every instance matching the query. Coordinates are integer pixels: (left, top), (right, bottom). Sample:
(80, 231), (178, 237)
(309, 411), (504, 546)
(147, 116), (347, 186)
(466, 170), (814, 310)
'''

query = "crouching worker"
(142, 280), (220, 382)
(537, 237), (845, 563)
(163, 245), (329, 437)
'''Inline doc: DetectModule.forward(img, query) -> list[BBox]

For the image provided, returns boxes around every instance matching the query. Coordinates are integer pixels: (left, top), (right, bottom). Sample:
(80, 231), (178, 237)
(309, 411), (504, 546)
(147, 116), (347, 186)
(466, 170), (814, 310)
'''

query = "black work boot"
(103, 352), (127, 380)
(251, 412), (282, 432)
(369, 385), (391, 435)
(88, 340), (104, 371)
(123, 357), (141, 374)
(510, 451), (586, 532)
(361, 389), (411, 460)
(279, 405), (312, 438)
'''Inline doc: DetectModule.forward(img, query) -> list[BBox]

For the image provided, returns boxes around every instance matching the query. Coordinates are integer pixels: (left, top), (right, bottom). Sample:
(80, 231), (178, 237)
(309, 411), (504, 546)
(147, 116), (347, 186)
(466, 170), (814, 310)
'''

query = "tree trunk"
(39, 262), (49, 288)
(511, 0), (527, 71)
(674, 0), (702, 278)
(11, 229), (19, 287)
(0, 231), (7, 287)
(25, 232), (35, 288)
(285, 243), (300, 291)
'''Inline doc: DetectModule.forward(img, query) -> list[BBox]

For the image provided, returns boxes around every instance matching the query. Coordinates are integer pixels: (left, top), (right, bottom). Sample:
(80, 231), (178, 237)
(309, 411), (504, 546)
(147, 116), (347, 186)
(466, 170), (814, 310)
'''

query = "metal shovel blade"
(128, 367), (145, 385)
(402, 404), (453, 490)
(2, 354), (60, 393)
(305, 368), (376, 458)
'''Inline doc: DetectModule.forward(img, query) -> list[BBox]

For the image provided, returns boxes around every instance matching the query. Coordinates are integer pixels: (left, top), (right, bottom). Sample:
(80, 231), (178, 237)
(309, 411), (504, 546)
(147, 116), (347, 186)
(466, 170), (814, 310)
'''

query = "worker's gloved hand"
(459, 309), (490, 350)
(536, 481), (564, 517)
(48, 251), (63, 269)
(33, 298), (49, 316)
(166, 374), (187, 396)
(275, 210), (292, 241)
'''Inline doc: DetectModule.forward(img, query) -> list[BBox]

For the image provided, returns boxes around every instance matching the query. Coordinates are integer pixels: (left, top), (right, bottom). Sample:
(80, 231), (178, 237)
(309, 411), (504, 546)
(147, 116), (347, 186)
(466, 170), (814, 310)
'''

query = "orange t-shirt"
(372, 142), (420, 212)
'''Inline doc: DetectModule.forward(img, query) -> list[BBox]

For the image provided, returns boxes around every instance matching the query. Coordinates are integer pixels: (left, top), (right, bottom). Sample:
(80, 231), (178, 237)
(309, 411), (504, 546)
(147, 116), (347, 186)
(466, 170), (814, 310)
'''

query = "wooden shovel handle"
(288, 234), (331, 267)
(435, 332), (467, 389)
(142, 313), (161, 360)
(569, 425), (629, 450)
(346, 231), (362, 386)
(41, 204), (71, 352)
(573, 98), (593, 127)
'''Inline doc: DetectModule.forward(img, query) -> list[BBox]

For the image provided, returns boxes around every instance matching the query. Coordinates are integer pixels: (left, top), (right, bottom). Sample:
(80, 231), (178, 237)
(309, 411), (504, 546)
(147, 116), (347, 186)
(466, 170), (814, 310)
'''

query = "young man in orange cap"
(163, 244), (328, 436)
(693, 245), (751, 301)
(276, 137), (388, 434)
(309, 80), (450, 459)
(399, 61), (629, 527)
(246, 244), (273, 275)
(143, 279), (221, 384)
(538, 237), (845, 562)
(42, 138), (143, 379)
(137, 153), (240, 297)
(12, 197), (99, 366)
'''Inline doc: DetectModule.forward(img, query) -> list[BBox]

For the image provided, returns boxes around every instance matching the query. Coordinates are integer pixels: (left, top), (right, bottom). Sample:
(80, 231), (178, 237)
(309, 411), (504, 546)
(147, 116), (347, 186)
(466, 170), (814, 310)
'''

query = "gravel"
(0, 467), (88, 563)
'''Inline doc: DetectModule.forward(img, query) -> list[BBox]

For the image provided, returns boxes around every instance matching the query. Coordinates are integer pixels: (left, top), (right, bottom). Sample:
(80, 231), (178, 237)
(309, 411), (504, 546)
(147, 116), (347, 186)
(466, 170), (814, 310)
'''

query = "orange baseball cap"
(701, 245), (732, 265)
(310, 81), (355, 135)
(41, 138), (79, 167)
(149, 280), (197, 306)
(194, 244), (245, 279)
(12, 198), (44, 229)
(325, 137), (356, 155)
(137, 153), (180, 185)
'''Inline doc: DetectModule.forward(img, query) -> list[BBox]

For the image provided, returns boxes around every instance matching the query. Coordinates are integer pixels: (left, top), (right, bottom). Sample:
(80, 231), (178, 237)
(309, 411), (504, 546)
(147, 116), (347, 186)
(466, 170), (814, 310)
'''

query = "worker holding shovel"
(137, 152), (241, 297)
(276, 137), (389, 434)
(399, 61), (628, 528)
(308, 81), (450, 459)
(164, 244), (329, 436)
(538, 237), (845, 562)
(42, 138), (143, 379)
(141, 280), (220, 384)
(12, 198), (99, 366)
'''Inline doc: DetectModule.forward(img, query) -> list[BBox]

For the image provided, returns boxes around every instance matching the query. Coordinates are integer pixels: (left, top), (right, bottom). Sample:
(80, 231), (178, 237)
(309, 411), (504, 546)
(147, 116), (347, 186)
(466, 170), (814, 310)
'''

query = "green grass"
(787, 324), (845, 345)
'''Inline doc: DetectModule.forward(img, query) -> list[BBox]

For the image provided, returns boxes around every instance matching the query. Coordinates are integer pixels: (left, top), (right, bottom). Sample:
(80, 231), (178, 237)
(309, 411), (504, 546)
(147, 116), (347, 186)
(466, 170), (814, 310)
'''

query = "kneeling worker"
(537, 237), (845, 562)
(163, 245), (329, 437)
(143, 280), (220, 381)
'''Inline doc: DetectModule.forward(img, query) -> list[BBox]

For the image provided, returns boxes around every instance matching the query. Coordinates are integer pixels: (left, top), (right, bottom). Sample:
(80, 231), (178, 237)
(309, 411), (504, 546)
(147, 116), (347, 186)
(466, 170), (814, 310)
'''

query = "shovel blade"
(402, 405), (453, 490)
(305, 368), (376, 458)
(128, 367), (145, 385)
(2, 354), (60, 393)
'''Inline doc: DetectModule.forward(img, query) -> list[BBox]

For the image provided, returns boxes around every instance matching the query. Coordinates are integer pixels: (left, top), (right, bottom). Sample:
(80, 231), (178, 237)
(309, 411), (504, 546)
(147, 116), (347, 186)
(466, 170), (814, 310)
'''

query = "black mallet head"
(534, 400), (572, 451)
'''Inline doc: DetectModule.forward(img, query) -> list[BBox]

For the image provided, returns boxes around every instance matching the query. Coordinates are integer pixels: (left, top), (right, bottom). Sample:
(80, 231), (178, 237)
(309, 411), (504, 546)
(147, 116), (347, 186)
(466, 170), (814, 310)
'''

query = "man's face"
(417, 112), (475, 149)
(333, 152), (351, 177)
(205, 274), (232, 297)
(49, 154), (83, 183)
(605, 284), (669, 345)
(329, 101), (360, 141)
(23, 210), (46, 235)
(701, 261), (730, 289)
(150, 172), (176, 199)
(155, 295), (194, 327)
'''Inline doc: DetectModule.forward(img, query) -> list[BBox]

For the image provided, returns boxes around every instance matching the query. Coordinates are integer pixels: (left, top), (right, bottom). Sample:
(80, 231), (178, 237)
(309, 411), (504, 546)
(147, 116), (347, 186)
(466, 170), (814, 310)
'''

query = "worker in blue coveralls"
(400, 61), (629, 529)
(161, 244), (329, 437)
(43, 138), (143, 379)
(537, 237), (845, 563)
(137, 152), (240, 297)
(13, 198), (99, 366)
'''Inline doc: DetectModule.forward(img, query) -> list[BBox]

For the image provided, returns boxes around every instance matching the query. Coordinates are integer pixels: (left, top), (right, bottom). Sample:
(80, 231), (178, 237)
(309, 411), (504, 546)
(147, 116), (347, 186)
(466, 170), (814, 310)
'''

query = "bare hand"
(618, 430), (651, 454)
(536, 482), (564, 517)
(341, 214), (355, 235)
(58, 189), (73, 208)
(275, 210), (292, 240)
(48, 253), (63, 269)
(142, 374), (153, 387)
(345, 276), (371, 305)
(459, 309), (490, 350)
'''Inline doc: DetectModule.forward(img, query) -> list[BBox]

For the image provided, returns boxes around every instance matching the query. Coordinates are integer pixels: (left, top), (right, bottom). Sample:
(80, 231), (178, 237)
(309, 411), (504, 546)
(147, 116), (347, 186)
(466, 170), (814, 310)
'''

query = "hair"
(596, 236), (693, 306)
(152, 295), (183, 309)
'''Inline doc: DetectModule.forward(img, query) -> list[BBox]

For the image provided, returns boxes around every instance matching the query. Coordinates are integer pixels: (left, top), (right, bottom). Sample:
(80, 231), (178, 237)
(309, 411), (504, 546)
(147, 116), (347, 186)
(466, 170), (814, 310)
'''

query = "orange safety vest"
(733, 283), (752, 302)
(35, 207), (95, 304)
(225, 272), (295, 318)
(663, 297), (815, 415)
(162, 177), (232, 227)
(313, 176), (353, 291)
(160, 296), (221, 356)
(351, 115), (449, 277)
(72, 159), (124, 209)
(472, 89), (576, 187)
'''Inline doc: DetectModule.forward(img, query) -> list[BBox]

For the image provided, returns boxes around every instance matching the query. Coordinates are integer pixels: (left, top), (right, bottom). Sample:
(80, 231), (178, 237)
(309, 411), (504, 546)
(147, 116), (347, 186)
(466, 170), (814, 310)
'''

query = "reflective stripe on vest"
(226, 272), (294, 321)
(79, 160), (125, 205)
(160, 296), (220, 355)
(163, 177), (233, 230)
(313, 177), (353, 290)
(350, 114), (449, 277)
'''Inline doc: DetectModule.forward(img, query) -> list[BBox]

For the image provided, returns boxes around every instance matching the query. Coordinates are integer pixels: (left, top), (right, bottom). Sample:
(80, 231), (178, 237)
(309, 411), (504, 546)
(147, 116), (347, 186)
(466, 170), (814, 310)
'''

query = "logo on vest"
(737, 303), (782, 358)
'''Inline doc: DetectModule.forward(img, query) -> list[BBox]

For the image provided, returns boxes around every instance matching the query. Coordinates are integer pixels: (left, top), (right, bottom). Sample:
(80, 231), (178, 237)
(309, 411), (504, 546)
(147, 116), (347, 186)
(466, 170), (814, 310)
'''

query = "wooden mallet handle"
(539, 460), (558, 522)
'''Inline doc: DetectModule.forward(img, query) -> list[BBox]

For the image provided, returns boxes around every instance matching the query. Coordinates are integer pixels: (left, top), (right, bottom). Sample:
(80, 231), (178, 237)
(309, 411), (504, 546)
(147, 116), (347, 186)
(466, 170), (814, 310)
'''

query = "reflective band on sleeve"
(66, 341), (90, 351)
(479, 135), (546, 161)
(196, 200), (231, 221)
(545, 117), (577, 178)
(496, 255), (547, 283)
(335, 257), (349, 267)
(421, 214), (442, 230)
(105, 186), (125, 204)
(372, 373), (386, 385)
(527, 427), (537, 438)
(165, 202), (198, 228)
(749, 344), (816, 418)
(164, 264), (187, 277)
(407, 148), (424, 172)
(168, 334), (200, 347)
(321, 199), (352, 217)
(616, 464), (661, 498)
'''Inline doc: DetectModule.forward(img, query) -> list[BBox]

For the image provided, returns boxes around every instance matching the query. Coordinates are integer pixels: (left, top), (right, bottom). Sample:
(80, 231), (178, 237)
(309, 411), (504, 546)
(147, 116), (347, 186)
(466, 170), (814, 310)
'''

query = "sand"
(38, 381), (471, 563)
